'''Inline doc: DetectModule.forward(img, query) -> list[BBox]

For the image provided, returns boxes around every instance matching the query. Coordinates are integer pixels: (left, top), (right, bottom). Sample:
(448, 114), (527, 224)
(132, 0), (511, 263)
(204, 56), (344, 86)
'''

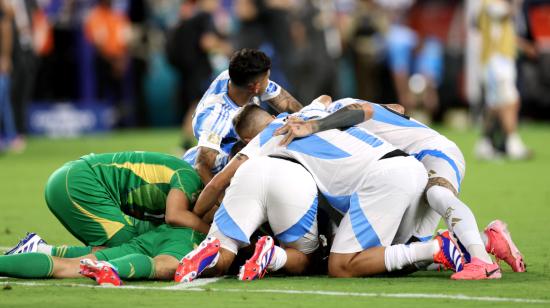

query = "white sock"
(384, 241), (438, 272)
(481, 232), (489, 248)
(426, 186), (493, 263)
(37, 243), (52, 255)
(267, 246), (287, 272)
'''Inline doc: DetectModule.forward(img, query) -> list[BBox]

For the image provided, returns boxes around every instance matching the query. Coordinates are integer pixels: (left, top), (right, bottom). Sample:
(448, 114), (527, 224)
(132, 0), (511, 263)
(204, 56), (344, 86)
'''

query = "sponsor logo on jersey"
(207, 132), (222, 146)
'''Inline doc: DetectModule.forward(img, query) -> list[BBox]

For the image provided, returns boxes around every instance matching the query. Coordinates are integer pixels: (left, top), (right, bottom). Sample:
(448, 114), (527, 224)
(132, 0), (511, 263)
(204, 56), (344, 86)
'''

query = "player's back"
(80, 151), (202, 220)
(329, 98), (458, 154)
(241, 113), (396, 199)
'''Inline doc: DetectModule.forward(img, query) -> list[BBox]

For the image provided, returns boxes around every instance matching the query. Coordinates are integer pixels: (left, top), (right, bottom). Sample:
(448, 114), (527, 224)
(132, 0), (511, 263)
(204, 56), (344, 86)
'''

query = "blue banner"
(28, 102), (115, 137)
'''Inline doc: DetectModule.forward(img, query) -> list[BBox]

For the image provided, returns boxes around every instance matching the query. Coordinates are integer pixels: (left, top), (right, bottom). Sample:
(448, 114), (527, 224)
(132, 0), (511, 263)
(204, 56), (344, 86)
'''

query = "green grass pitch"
(1, 125), (550, 307)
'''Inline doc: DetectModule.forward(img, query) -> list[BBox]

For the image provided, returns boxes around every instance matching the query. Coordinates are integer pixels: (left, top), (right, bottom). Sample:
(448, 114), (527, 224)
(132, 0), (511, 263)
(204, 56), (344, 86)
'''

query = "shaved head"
(232, 104), (274, 143)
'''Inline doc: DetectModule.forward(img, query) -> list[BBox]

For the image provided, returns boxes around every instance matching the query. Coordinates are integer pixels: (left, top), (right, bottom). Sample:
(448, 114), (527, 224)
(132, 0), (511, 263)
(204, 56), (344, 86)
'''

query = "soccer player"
(0, 225), (204, 286)
(273, 96), (525, 279)
(474, 0), (530, 160)
(6, 151), (205, 258)
(174, 156), (319, 282)
(182, 48), (302, 185)
(188, 103), (469, 280)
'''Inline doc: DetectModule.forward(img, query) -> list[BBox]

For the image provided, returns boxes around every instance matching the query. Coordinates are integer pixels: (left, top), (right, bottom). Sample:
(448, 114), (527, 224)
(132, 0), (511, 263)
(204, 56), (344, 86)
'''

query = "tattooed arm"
(192, 153), (249, 217)
(274, 103), (373, 146)
(266, 88), (302, 113)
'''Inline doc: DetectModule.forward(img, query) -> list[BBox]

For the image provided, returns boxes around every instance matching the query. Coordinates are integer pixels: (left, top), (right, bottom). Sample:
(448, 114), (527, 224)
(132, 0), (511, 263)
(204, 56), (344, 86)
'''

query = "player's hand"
(273, 116), (316, 146)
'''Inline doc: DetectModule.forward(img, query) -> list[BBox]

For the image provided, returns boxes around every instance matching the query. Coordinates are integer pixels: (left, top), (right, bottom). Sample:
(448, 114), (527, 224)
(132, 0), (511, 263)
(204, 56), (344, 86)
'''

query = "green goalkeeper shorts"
(44, 160), (156, 247)
(95, 224), (206, 261)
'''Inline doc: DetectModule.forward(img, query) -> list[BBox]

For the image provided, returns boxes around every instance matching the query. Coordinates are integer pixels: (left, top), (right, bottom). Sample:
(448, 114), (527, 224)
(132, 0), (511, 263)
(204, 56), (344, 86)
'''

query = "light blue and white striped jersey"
(183, 70), (282, 173)
(327, 98), (459, 155)
(240, 105), (396, 214)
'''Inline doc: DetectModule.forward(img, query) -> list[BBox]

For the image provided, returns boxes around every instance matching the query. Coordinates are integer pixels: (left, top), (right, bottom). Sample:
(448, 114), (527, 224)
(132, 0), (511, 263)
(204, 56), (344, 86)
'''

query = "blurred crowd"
(0, 0), (549, 154)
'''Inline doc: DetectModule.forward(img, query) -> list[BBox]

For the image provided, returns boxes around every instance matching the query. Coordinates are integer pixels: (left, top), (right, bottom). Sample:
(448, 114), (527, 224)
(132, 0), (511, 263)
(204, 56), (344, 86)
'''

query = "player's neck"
(227, 82), (255, 107)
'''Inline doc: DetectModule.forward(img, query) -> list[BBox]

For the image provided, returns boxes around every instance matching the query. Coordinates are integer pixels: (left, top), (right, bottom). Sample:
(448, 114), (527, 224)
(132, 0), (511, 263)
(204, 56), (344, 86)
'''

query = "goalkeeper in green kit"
(1, 151), (209, 285)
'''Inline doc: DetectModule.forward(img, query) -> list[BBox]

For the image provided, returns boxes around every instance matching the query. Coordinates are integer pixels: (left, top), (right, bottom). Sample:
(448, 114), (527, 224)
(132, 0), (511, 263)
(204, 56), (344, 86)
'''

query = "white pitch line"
(216, 288), (550, 304)
(2, 280), (548, 304)
(164, 277), (222, 289)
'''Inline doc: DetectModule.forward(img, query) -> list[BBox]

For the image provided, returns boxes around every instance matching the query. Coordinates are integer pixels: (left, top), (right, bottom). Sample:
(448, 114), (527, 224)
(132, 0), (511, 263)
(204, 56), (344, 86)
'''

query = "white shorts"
(483, 55), (519, 107)
(209, 156), (319, 255)
(330, 156), (428, 254)
(392, 198), (440, 244)
(414, 145), (466, 194)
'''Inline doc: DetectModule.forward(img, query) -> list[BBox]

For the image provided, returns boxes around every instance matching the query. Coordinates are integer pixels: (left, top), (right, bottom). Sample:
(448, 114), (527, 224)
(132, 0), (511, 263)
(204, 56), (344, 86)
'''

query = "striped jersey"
(184, 70), (282, 173)
(239, 105), (396, 214)
(327, 98), (459, 156)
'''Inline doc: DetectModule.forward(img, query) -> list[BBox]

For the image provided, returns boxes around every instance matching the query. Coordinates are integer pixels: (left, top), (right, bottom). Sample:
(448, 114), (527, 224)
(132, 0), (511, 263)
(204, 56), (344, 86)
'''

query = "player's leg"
(176, 159), (269, 282)
(0, 252), (96, 279)
(47, 216), (156, 258)
(4, 231), (105, 258)
(328, 156), (430, 277)
(263, 160), (320, 275)
(235, 158), (320, 280)
(79, 229), (158, 285)
(484, 55), (529, 159)
(419, 148), (494, 265)
(152, 224), (230, 281)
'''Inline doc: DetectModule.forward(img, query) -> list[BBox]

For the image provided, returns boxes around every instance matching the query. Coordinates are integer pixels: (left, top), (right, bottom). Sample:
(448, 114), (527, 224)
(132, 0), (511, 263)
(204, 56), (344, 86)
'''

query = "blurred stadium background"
(0, 0), (549, 148)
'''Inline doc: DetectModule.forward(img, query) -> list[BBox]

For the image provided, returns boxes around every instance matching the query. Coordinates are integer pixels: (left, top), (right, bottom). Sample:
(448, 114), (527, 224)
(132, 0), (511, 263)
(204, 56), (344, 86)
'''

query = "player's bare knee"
(153, 255), (179, 280)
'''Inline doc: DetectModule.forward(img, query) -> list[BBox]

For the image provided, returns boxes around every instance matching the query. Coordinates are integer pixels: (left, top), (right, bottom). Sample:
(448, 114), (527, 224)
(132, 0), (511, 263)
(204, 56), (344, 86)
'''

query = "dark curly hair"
(228, 49), (272, 87)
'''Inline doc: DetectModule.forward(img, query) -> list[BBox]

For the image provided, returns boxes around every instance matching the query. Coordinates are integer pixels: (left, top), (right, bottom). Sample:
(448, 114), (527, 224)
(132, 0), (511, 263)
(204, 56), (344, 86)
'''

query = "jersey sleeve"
(170, 167), (203, 205)
(194, 104), (232, 153)
(327, 98), (361, 113)
(299, 99), (327, 113)
(295, 101), (330, 120)
(260, 79), (282, 101)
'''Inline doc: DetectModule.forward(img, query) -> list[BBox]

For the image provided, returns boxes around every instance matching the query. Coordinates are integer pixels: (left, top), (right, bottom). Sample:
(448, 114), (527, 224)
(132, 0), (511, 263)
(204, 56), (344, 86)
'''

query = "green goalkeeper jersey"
(80, 151), (202, 222)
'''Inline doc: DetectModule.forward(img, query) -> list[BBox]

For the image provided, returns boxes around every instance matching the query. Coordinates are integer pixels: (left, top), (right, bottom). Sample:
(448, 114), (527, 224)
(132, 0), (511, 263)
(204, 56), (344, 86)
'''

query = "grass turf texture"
(1, 125), (550, 307)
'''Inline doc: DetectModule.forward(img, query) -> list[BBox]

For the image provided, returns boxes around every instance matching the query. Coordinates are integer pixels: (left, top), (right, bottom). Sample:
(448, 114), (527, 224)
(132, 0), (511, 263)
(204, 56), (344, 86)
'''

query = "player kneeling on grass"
(0, 225), (204, 286)
(274, 95), (525, 279)
(174, 156), (319, 282)
(5, 151), (206, 259)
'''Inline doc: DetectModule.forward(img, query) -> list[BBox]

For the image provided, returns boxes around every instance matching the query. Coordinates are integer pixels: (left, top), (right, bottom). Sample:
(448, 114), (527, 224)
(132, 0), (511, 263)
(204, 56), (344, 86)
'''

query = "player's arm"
(381, 103), (405, 115)
(193, 153), (249, 217)
(266, 87), (302, 113)
(194, 146), (218, 185)
(165, 188), (210, 234)
(274, 103), (373, 146)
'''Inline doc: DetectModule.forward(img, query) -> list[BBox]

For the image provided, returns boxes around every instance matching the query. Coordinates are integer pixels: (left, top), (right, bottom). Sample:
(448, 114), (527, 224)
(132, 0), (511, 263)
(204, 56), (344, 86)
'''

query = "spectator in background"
(286, 0), (340, 104)
(340, 0), (393, 102)
(166, 0), (231, 150)
(128, 0), (151, 127)
(7, 0), (39, 152)
(0, 0), (18, 153)
(84, 0), (131, 127)
(382, 0), (444, 122)
(474, 0), (530, 160)
(516, 0), (550, 116)
(232, 0), (294, 92)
